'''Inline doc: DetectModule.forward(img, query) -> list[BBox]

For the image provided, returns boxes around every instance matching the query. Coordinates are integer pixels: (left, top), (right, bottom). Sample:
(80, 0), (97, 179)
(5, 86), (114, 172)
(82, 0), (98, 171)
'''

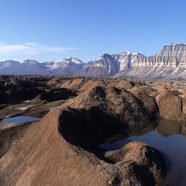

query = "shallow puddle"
(2, 116), (39, 124)
(99, 119), (186, 186)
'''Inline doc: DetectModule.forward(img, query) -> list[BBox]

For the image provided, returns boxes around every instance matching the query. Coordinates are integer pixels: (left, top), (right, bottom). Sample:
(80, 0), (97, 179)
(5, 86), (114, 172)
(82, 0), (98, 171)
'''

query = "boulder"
(156, 90), (182, 120)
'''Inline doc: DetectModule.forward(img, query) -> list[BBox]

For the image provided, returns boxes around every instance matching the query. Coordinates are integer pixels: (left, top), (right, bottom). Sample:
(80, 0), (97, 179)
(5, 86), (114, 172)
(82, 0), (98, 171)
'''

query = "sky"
(0, 0), (186, 62)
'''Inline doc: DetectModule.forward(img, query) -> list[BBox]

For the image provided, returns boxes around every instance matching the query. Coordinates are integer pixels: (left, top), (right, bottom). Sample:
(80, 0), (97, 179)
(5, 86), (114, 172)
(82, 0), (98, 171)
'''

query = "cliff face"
(113, 52), (145, 71)
(80, 44), (186, 80)
(79, 54), (120, 77)
(118, 44), (186, 80)
(155, 44), (186, 67)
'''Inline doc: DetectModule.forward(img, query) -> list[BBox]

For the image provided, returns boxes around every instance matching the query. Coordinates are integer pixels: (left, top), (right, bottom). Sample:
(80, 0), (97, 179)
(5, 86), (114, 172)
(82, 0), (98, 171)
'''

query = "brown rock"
(116, 80), (135, 90)
(61, 85), (159, 128)
(134, 93), (159, 120)
(182, 99), (186, 115)
(156, 90), (182, 120)
(0, 110), (166, 186)
(107, 141), (165, 185)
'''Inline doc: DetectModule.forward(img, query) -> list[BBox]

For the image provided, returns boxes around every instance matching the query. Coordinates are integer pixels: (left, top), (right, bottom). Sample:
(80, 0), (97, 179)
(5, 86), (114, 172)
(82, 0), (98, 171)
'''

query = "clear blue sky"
(0, 0), (186, 62)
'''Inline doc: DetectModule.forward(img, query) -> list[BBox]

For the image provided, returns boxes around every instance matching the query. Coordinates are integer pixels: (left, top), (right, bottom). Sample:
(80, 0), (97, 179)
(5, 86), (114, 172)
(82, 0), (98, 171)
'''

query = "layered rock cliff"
(118, 44), (186, 80)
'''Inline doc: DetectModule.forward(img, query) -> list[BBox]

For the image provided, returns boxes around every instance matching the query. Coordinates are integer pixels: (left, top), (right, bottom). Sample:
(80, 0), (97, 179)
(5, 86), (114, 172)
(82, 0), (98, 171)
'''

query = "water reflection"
(156, 119), (186, 137)
(100, 119), (186, 186)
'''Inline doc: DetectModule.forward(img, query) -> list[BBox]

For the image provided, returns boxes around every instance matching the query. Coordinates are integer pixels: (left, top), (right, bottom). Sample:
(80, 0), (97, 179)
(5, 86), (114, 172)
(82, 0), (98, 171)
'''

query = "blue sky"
(0, 0), (186, 62)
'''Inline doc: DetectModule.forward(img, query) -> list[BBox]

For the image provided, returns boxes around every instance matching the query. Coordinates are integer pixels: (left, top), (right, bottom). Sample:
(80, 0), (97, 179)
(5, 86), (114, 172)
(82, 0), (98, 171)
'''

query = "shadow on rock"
(39, 88), (76, 102)
(58, 107), (126, 151)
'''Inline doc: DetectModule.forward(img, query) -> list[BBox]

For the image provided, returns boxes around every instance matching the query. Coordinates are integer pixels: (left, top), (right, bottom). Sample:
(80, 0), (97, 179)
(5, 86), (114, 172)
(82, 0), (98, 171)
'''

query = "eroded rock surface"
(2, 76), (186, 185)
(0, 110), (165, 186)
(156, 90), (182, 120)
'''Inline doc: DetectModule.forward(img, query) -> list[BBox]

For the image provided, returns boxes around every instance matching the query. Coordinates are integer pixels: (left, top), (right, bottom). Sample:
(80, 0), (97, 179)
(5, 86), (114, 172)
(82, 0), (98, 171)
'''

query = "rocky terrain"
(1, 76), (186, 185)
(1, 44), (186, 80)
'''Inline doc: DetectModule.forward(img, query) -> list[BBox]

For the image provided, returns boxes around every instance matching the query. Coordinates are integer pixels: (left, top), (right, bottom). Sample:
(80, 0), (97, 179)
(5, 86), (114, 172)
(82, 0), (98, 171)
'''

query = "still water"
(100, 120), (186, 186)
(2, 116), (39, 124)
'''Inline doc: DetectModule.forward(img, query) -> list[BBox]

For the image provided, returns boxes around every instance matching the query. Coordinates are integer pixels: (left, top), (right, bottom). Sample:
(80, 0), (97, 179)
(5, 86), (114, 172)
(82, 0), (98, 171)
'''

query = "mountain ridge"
(0, 43), (186, 80)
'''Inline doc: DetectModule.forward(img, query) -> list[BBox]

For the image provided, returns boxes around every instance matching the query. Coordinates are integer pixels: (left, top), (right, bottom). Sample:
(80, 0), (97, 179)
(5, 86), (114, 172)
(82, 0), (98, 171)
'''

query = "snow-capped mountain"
(117, 44), (186, 80)
(1, 43), (186, 80)
(0, 57), (84, 76)
(51, 57), (84, 75)
(79, 54), (119, 77)
(0, 60), (22, 75)
(112, 52), (145, 72)
(21, 60), (50, 75)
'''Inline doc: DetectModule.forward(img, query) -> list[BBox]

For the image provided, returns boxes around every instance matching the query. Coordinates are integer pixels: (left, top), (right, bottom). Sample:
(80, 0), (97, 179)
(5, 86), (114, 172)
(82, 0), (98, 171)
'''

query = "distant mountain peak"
(101, 53), (112, 58)
(23, 59), (39, 64)
(120, 51), (140, 56)
(0, 43), (186, 80)
(55, 57), (84, 65)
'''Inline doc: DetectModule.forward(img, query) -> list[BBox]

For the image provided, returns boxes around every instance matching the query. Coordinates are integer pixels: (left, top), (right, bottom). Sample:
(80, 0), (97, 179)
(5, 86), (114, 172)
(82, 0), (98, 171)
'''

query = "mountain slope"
(0, 61), (22, 75)
(21, 60), (50, 75)
(0, 43), (186, 80)
(51, 57), (84, 76)
(79, 54), (119, 77)
(117, 44), (186, 80)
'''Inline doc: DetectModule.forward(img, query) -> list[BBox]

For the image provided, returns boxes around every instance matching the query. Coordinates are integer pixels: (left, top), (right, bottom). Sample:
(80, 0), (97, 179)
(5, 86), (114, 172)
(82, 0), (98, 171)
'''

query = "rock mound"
(0, 77), (169, 185)
(62, 85), (159, 127)
(0, 109), (165, 186)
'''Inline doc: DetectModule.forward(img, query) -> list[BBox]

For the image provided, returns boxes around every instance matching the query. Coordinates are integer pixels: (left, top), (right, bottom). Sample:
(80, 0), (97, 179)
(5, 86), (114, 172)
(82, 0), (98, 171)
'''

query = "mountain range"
(0, 43), (186, 80)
